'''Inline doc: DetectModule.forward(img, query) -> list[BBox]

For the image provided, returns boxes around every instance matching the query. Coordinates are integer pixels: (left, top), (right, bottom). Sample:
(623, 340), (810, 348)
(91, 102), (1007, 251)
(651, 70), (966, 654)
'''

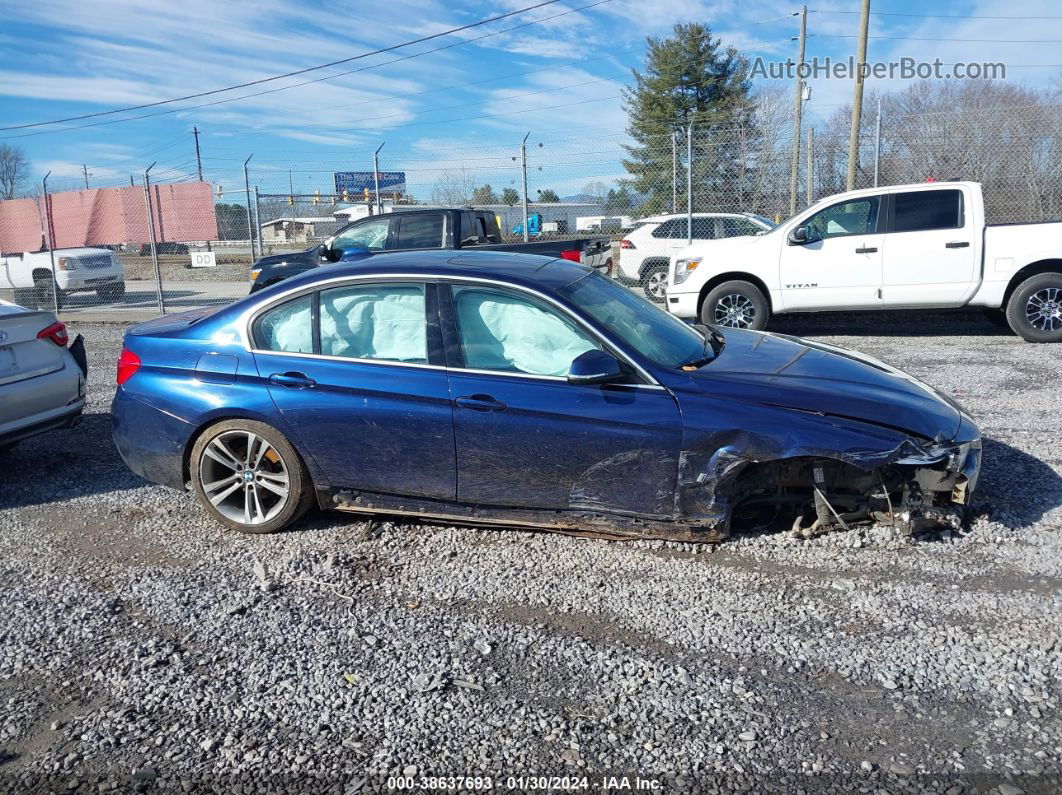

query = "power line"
(811, 9), (1062, 20)
(0, 0), (568, 132)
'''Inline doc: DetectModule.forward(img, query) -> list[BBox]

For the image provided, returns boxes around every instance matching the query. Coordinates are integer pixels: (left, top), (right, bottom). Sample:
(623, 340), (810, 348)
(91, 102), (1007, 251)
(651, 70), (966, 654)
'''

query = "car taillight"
(559, 249), (582, 263)
(619, 239), (635, 249)
(117, 348), (141, 385)
(37, 321), (69, 347)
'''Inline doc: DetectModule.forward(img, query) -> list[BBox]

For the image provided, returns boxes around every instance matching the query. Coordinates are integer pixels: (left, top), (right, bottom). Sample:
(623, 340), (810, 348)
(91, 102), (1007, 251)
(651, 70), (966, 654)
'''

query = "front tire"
(701, 280), (770, 330)
(190, 420), (314, 534)
(33, 276), (63, 311)
(1006, 273), (1062, 343)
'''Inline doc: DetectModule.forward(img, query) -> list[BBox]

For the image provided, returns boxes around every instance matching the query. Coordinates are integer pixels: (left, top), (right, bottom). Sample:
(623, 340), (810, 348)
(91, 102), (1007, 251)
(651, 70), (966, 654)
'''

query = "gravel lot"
(1, 312), (1060, 794)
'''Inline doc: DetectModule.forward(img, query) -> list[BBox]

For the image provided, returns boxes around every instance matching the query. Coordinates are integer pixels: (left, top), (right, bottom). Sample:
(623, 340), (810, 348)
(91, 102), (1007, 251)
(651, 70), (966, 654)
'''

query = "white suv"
(616, 213), (774, 301)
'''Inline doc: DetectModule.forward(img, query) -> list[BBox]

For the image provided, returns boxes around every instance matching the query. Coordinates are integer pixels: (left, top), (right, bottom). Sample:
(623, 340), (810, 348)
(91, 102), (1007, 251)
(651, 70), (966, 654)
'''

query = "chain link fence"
(3, 103), (1060, 317)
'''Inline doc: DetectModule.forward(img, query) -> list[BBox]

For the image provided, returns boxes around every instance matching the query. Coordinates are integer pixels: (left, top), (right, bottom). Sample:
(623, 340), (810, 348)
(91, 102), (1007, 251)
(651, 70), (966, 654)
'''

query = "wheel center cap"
(243, 470), (255, 482)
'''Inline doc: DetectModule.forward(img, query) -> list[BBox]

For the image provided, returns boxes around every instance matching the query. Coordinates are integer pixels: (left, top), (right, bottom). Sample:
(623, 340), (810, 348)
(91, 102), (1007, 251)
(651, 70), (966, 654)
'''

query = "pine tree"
(501, 187), (520, 206)
(622, 23), (754, 215)
(536, 189), (560, 203)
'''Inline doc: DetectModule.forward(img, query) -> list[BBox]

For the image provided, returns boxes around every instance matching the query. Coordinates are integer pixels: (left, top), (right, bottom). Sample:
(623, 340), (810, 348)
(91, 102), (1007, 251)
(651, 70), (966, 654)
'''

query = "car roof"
(636, 212), (752, 224)
(256, 249), (593, 298)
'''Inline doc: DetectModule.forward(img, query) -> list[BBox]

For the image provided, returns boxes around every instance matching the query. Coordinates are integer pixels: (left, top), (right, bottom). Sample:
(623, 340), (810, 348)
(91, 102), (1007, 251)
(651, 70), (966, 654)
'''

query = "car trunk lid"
(0, 305), (65, 386)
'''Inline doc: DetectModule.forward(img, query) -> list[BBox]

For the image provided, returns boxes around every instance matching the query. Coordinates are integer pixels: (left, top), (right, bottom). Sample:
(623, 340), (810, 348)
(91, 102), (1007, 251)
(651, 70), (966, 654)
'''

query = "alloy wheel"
(645, 270), (668, 301)
(198, 430), (290, 526)
(1025, 287), (1062, 332)
(714, 293), (756, 328)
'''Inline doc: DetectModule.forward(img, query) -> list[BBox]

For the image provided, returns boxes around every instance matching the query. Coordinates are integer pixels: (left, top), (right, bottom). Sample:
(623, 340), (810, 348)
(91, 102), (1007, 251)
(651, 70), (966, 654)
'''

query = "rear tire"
(190, 419), (315, 534)
(96, 282), (125, 302)
(1005, 272), (1062, 343)
(701, 280), (770, 331)
(641, 263), (668, 303)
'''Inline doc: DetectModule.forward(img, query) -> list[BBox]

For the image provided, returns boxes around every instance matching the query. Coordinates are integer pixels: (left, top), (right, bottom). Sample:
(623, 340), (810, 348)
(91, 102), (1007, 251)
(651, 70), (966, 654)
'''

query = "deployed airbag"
(320, 285), (426, 362)
(454, 288), (597, 376)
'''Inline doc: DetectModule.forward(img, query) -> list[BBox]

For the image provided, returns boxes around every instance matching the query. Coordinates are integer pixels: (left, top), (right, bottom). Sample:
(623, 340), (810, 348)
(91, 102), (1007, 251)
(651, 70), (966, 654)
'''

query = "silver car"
(0, 300), (87, 451)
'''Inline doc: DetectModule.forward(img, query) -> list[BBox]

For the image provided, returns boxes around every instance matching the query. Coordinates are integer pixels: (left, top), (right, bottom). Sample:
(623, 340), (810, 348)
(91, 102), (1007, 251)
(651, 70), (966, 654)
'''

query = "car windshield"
(560, 271), (712, 369)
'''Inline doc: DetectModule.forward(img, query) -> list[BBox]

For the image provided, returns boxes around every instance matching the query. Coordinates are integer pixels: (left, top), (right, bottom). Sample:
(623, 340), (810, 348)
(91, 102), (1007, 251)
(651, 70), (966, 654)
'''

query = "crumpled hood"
(679, 328), (963, 441)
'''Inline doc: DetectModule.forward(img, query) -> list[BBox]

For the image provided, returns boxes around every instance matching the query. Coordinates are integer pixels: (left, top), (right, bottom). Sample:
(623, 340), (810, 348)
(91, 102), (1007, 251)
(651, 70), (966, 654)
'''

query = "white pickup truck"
(0, 247), (126, 308)
(666, 181), (1062, 342)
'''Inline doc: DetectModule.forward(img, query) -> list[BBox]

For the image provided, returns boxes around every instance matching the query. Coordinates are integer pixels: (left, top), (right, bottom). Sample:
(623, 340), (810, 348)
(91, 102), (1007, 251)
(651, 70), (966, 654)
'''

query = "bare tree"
(0, 143), (29, 200)
(430, 169), (475, 205)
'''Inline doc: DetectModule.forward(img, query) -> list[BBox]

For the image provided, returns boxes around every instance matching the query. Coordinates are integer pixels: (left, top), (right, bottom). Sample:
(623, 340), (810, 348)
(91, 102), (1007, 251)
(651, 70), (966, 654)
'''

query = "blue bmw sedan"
(112, 250), (980, 541)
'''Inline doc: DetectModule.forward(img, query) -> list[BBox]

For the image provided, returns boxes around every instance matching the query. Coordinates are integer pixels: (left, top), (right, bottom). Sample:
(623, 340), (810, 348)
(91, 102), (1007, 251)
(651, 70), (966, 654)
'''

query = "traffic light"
(341, 189), (349, 202)
(363, 188), (370, 201)
(312, 190), (320, 206)
(287, 195), (294, 206)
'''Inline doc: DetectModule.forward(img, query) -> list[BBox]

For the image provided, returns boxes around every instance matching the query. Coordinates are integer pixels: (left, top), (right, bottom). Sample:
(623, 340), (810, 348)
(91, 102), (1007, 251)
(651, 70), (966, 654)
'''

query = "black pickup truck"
(249, 207), (612, 292)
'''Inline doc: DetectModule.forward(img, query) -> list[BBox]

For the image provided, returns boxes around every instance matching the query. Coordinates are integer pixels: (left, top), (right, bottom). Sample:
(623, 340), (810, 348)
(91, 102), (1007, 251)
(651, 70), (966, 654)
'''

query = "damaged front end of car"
(676, 423), (982, 543)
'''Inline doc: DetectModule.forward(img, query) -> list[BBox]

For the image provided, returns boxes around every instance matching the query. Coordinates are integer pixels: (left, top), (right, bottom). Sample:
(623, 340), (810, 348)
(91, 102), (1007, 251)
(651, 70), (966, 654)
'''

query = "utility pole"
(41, 172), (59, 317)
(788, 5), (807, 216)
(846, 0), (871, 190)
(243, 155), (255, 263)
(143, 162), (165, 314)
(193, 126), (203, 182)
(873, 96), (882, 187)
(520, 132), (530, 242)
(806, 127), (815, 206)
(686, 123), (693, 245)
(373, 142), (385, 215)
(254, 186), (263, 260)
(671, 132), (678, 214)
(82, 164), (90, 190)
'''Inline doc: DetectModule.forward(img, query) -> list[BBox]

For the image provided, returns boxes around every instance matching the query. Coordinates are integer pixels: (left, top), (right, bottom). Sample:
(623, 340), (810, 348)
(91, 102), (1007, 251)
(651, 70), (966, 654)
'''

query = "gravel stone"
(0, 315), (1059, 792)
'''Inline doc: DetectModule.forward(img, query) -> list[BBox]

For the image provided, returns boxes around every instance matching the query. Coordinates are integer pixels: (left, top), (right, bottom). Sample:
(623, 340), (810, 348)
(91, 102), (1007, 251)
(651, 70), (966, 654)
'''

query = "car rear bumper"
(0, 400), (84, 446)
(0, 349), (86, 445)
(111, 389), (192, 490)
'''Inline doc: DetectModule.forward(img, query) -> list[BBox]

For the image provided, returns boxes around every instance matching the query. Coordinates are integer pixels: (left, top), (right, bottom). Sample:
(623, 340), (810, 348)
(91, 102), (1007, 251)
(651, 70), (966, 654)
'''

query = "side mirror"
(787, 226), (809, 245)
(335, 244), (371, 262)
(316, 243), (332, 261)
(568, 349), (624, 385)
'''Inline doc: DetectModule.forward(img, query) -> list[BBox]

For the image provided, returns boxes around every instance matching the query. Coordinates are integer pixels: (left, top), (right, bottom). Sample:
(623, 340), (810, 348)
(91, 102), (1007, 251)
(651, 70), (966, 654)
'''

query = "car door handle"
(855, 246), (878, 254)
(945, 241), (970, 248)
(455, 394), (507, 412)
(269, 371), (316, 388)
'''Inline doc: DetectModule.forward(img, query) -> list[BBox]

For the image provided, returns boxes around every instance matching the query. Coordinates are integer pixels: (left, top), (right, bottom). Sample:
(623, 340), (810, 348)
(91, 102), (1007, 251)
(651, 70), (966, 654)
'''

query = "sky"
(1, 0), (1060, 199)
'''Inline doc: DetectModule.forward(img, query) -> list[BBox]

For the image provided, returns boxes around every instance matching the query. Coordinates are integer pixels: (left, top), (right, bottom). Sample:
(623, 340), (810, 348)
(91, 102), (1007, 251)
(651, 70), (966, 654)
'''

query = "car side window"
(319, 283), (427, 363)
(651, 220), (680, 239)
(891, 189), (963, 233)
(332, 217), (392, 251)
(804, 197), (880, 241)
(254, 294), (314, 354)
(720, 218), (762, 237)
(396, 214), (445, 249)
(691, 218), (716, 240)
(452, 285), (600, 378)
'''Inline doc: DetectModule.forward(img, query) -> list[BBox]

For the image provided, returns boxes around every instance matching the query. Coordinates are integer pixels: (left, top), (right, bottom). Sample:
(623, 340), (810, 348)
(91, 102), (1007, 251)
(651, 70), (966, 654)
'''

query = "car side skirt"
(322, 488), (727, 543)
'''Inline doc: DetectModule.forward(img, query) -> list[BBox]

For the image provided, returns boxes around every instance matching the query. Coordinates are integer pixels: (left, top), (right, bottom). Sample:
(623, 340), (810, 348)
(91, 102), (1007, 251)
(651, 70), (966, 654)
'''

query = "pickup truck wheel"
(641, 264), (668, 303)
(33, 277), (63, 311)
(96, 282), (125, 302)
(702, 280), (769, 330)
(1006, 273), (1062, 343)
